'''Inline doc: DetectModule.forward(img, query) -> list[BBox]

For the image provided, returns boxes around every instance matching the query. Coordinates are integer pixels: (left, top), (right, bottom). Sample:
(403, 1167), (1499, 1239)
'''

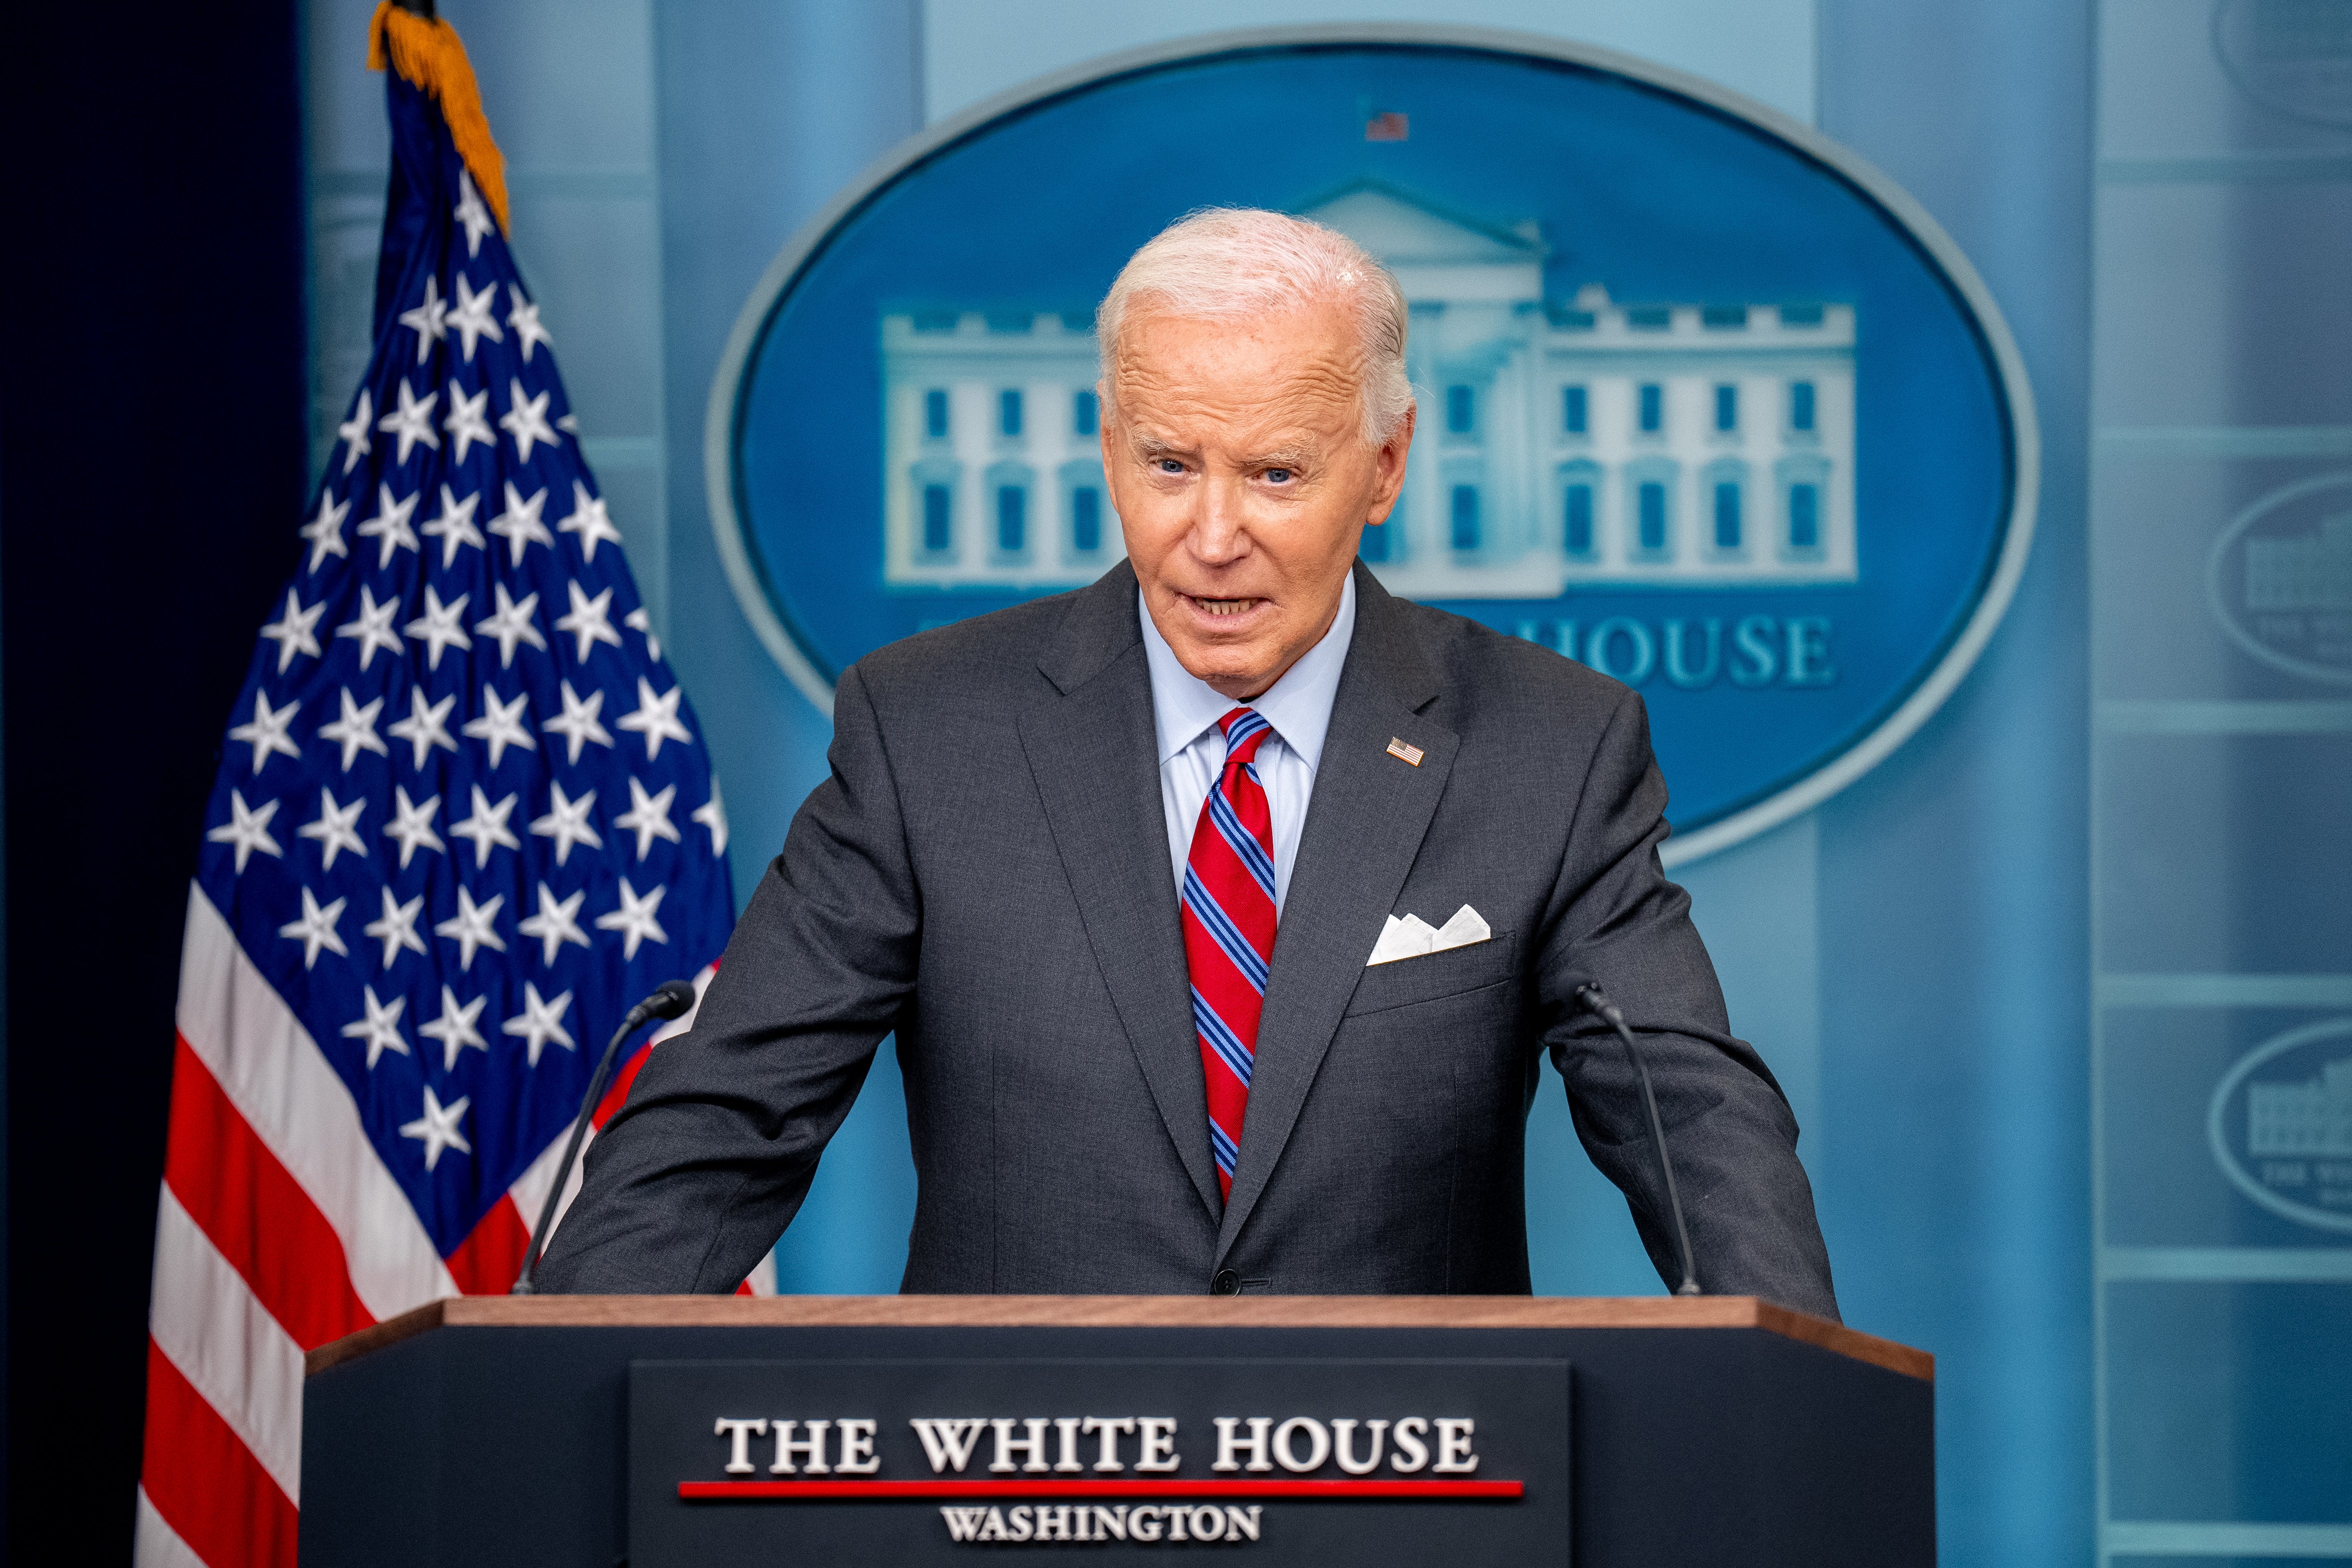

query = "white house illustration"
(878, 182), (1857, 595)
(2245, 512), (2352, 612)
(2249, 1057), (2352, 1158)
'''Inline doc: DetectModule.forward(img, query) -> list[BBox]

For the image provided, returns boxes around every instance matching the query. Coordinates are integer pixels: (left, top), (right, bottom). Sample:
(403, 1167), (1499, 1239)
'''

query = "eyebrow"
(1246, 446), (1315, 471)
(1128, 432), (1194, 461)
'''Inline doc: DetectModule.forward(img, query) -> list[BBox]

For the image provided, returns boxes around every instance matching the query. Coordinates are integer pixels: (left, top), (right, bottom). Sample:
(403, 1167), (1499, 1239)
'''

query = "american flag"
(135, 14), (745, 1565)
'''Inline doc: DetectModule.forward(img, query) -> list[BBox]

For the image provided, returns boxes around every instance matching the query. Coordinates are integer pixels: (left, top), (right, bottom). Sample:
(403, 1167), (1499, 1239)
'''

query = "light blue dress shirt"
(1139, 571), (1357, 913)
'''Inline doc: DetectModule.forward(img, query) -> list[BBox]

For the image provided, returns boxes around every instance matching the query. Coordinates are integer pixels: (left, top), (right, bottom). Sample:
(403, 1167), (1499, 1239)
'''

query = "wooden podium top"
(308, 1294), (1929, 1383)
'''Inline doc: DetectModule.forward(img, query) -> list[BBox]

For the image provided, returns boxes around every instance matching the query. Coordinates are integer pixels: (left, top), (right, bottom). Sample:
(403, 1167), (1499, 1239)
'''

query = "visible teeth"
(1196, 597), (1256, 617)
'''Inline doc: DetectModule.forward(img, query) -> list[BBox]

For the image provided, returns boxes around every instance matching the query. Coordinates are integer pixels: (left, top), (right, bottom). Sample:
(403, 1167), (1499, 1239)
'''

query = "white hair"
(1096, 207), (1413, 448)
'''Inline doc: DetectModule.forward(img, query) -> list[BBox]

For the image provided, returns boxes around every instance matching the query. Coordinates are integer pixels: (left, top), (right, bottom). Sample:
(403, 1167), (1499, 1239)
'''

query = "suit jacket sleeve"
(1537, 688), (1840, 1321)
(535, 665), (920, 1293)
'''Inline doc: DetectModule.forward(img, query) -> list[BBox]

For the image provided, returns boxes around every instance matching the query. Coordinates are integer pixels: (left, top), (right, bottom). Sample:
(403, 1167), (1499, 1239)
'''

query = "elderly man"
(539, 209), (1837, 1316)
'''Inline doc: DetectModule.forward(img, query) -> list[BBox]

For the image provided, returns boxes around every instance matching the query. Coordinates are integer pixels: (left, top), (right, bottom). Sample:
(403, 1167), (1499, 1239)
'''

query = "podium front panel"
(299, 1298), (1931, 1567)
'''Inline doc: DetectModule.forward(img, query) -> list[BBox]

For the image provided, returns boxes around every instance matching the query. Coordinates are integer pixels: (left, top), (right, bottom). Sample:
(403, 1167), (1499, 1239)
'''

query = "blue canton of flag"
(197, 66), (733, 1272)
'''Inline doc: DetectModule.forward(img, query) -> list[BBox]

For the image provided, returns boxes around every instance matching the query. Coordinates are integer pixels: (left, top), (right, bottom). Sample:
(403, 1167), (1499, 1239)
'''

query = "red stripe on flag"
(162, 1034), (375, 1352)
(444, 1193), (532, 1294)
(141, 1336), (299, 1568)
(593, 1039), (654, 1126)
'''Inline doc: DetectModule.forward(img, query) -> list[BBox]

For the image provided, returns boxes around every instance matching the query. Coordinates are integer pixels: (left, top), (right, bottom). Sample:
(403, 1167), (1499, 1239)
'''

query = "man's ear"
(1366, 403), (1416, 523)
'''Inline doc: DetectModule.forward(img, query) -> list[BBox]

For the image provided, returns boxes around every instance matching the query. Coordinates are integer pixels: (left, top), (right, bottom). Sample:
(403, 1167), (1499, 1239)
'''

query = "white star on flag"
(500, 379), (559, 464)
(614, 776), (681, 860)
(595, 877), (670, 960)
(278, 886), (349, 969)
(502, 981), (577, 1066)
(399, 1085), (473, 1171)
(453, 169), (495, 257)
(259, 589), (325, 672)
(692, 779), (729, 857)
(302, 491), (352, 572)
(462, 686), (537, 768)
(206, 789), (283, 872)
(334, 584), (406, 670)
(623, 606), (661, 662)
(449, 784), (522, 866)
(388, 687), (459, 769)
(335, 390), (373, 475)
(529, 781), (602, 865)
(517, 883), (592, 966)
(420, 483), (485, 567)
(377, 377), (442, 464)
(473, 582), (547, 666)
(543, 679), (614, 763)
(317, 686), (389, 771)
(615, 676), (692, 760)
(418, 986), (490, 1071)
(381, 785), (445, 868)
(442, 384), (494, 464)
(364, 886), (429, 969)
(397, 276), (449, 363)
(296, 786), (368, 870)
(487, 481), (553, 565)
(557, 481), (622, 561)
(341, 986), (411, 1068)
(434, 886), (508, 972)
(404, 586), (472, 669)
(355, 483), (422, 568)
(507, 284), (551, 361)
(555, 580), (623, 663)
(448, 272), (505, 361)
(228, 691), (302, 774)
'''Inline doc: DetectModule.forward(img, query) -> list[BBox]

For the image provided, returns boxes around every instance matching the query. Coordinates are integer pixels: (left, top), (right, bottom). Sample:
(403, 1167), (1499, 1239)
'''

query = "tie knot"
(1218, 707), (1274, 768)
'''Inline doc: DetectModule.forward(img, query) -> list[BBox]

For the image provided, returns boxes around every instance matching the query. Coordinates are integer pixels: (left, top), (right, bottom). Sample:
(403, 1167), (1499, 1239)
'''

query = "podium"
(300, 1296), (1931, 1566)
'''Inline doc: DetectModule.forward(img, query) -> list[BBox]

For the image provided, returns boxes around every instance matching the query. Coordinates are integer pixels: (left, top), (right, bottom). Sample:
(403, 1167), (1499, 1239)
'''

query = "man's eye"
(1264, 468), (1293, 484)
(1156, 459), (1185, 475)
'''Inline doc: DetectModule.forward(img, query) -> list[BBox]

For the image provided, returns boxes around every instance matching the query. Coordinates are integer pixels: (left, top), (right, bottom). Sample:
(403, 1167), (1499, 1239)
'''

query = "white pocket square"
(1367, 904), (1491, 966)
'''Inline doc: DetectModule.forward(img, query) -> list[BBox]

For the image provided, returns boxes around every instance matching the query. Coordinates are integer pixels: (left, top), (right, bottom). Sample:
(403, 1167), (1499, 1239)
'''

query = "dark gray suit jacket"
(539, 562), (1837, 1317)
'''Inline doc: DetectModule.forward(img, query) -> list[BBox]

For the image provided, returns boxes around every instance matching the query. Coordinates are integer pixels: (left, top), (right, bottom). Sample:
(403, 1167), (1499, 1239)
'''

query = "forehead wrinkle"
(1113, 344), (1365, 455)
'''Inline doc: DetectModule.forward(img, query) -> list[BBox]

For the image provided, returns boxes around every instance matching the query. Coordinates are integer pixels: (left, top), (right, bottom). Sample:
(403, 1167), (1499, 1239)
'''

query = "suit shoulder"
(1389, 595), (1632, 718)
(844, 588), (1080, 708)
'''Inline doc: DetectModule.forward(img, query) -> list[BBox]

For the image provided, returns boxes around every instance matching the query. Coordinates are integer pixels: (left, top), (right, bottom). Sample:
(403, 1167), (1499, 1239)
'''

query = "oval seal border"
(2206, 1015), (2352, 1237)
(704, 23), (2041, 868)
(2204, 470), (2352, 688)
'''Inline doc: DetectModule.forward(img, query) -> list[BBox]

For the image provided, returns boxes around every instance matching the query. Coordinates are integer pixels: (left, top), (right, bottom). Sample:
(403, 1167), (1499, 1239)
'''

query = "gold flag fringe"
(368, 1), (510, 236)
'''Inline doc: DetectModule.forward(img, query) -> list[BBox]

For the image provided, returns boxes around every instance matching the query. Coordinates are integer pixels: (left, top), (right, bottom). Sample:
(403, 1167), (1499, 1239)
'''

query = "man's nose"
(1190, 477), (1251, 564)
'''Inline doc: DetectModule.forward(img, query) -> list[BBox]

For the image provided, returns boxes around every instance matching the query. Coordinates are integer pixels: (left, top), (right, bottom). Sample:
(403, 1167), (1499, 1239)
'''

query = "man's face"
(1103, 301), (1413, 701)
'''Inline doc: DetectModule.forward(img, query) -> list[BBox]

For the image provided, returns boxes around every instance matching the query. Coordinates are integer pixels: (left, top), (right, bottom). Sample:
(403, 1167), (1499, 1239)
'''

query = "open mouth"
(1186, 595), (1263, 618)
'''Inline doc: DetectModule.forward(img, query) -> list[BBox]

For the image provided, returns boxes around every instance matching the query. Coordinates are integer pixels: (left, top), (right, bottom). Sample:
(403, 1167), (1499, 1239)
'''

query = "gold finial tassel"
(367, 1), (511, 236)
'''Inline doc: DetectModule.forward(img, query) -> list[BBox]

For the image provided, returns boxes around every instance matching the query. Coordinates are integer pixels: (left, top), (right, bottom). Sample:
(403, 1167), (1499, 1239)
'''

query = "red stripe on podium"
(680, 1479), (1523, 1501)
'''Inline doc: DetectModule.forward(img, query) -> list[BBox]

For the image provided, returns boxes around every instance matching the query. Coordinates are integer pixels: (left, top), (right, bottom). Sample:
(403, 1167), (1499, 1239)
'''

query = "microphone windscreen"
(644, 978), (699, 1020)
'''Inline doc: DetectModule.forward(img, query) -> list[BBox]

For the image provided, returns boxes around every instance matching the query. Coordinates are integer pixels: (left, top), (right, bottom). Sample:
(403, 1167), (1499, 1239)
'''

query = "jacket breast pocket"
(1342, 930), (1519, 1017)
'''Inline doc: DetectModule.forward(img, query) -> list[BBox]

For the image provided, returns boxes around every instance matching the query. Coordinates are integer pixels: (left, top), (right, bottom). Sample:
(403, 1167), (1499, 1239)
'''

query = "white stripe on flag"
(134, 1486), (210, 1568)
(147, 1185), (308, 1503)
(176, 882), (456, 1317)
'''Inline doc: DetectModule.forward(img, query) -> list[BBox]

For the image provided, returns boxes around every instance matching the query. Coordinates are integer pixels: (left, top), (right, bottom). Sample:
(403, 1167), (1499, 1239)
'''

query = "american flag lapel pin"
(1386, 737), (1425, 766)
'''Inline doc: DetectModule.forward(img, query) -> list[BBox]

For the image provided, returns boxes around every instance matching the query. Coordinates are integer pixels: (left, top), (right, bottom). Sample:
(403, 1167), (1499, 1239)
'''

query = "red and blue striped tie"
(1181, 707), (1279, 1201)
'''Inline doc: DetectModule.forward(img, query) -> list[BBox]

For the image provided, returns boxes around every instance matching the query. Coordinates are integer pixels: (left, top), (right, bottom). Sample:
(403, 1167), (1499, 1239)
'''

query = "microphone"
(1572, 982), (1702, 1297)
(511, 979), (700, 1295)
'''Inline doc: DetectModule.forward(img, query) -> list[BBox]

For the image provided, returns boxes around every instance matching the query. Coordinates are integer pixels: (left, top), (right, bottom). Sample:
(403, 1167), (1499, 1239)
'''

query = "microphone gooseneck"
(1573, 982), (1702, 1297)
(510, 979), (700, 1295)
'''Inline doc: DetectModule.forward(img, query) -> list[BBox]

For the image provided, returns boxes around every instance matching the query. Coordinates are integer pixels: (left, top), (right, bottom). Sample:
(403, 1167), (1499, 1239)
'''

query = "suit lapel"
(1018, 564), (1224, 1220)
(1214, 566), (1457, 1261)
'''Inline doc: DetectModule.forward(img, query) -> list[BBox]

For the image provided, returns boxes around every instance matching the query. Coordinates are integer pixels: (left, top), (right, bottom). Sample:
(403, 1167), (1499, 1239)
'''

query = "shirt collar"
(1139, 570), (1356, 773)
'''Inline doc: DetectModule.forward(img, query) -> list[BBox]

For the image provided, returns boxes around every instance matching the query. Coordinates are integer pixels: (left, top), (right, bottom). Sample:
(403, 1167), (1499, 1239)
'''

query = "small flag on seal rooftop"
(136, 9), (753, 1566)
